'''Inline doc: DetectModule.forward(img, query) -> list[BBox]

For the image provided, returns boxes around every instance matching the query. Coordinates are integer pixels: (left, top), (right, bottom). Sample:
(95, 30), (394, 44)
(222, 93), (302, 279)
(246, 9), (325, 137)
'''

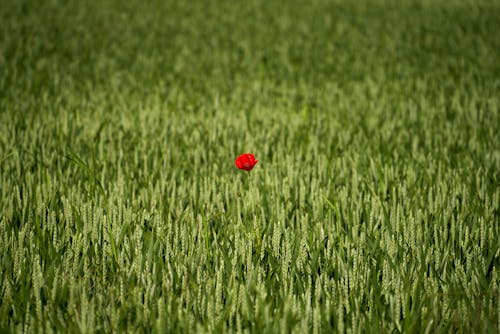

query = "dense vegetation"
(1, 0), (499, 332)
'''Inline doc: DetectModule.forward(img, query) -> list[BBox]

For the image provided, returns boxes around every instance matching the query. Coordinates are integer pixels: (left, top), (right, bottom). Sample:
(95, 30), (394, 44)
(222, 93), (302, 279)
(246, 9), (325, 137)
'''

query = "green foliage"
(1, 0), (499, 332)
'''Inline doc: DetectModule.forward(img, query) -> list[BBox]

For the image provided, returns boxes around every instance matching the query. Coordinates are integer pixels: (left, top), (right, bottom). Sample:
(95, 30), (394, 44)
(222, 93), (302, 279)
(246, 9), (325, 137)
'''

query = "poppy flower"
(235, 153), (258, 171)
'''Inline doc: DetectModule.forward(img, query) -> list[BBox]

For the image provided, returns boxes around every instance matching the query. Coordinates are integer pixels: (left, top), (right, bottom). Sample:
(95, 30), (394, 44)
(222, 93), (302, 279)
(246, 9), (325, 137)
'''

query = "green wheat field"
(1, 0), (499, 332)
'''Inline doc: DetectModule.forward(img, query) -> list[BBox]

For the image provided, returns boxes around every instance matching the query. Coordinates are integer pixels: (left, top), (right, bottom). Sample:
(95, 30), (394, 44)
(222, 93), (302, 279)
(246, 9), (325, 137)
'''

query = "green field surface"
(1, 0), (499, 332)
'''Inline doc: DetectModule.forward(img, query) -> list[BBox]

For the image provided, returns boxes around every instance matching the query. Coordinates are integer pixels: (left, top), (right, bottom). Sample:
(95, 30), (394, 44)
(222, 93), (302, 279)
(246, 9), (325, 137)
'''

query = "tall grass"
(1, 0), (499, 332)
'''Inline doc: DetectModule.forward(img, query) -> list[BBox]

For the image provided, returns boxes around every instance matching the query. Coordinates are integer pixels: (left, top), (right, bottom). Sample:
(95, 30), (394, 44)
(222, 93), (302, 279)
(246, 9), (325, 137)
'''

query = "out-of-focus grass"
(0, 0), (499, 332)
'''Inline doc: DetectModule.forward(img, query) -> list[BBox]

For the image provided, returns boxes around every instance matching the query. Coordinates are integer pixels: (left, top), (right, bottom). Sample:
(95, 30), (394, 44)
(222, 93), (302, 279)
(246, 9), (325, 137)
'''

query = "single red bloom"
(235, 153), (258, 171)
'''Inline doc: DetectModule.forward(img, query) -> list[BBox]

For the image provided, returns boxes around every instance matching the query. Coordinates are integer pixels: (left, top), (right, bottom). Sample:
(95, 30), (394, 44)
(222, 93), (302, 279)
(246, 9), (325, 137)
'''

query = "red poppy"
(235, 153), (258, 171)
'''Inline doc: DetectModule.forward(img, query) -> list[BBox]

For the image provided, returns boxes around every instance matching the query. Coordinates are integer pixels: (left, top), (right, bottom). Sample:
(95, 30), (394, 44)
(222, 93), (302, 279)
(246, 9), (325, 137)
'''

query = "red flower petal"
(235, 158), (244, 169)
(235, 153), (258, 171)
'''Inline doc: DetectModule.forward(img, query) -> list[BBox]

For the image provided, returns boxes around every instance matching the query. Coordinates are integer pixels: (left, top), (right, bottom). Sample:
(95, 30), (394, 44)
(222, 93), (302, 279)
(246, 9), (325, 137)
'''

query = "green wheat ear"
(64, 147), (106, 199)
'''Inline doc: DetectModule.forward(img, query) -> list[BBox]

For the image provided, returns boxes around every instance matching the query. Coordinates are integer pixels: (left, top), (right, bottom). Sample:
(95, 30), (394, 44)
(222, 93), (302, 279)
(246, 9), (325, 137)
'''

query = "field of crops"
(1, 0), (499, 332)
